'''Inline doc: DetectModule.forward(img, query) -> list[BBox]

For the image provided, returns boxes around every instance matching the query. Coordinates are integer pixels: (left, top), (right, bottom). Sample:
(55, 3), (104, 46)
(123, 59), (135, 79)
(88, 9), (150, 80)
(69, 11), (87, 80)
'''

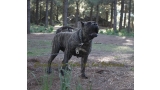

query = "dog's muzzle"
(89, 33), (98, 37)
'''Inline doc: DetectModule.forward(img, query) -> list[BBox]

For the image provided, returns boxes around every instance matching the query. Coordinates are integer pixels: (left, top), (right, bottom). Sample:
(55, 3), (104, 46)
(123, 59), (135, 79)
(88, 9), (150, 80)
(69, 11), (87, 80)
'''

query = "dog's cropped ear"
(81, 21), (84, 27)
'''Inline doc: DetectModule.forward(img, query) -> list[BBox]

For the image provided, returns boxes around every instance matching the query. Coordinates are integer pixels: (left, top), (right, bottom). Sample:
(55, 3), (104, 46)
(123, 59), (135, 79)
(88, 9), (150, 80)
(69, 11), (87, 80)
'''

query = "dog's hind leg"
(47, 44), (60, 74)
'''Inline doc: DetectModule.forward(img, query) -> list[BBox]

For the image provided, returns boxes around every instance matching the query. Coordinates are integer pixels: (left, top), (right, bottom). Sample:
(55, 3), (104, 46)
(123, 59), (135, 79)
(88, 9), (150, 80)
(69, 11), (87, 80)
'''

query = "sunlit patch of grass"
(92, 44), (133, 53)
(113, 46), (134, 52)
(92, 44), (116, 52)
(99, 28), (134, 37)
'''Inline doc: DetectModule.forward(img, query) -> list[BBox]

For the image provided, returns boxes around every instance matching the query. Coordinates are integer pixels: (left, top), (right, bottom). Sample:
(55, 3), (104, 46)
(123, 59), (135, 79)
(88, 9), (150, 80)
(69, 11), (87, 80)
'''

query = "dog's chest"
(71, 43), (91, 57)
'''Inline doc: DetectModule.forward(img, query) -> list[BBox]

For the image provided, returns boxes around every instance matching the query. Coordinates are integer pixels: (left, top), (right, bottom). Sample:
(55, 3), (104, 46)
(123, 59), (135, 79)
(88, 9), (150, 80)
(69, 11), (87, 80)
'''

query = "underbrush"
(30, 24), (55, 33)
(99, 28), (134, 37)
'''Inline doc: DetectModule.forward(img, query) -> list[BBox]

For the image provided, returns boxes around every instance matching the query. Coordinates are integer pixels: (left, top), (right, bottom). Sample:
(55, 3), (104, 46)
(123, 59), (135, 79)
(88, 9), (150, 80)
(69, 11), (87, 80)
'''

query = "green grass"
(30, 24), (55, 33)
(27, 39), (52, 57)
(41, 67), (54, 90)
(59, 68), (72, 90)
(92, 43), (134, 53)
(99, 28), (134, 37)
(27, 39), (133, 57)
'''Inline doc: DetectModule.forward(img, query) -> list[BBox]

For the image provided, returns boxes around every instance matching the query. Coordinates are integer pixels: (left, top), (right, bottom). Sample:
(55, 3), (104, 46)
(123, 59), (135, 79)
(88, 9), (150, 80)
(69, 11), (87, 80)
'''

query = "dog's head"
(81, 21), (99, 42)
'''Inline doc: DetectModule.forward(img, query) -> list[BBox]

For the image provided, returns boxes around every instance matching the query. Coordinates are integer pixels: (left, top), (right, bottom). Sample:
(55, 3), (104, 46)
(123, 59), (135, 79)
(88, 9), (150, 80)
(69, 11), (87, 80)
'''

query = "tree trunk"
(90, 4), (93, 21)
(40, 4), (42, 23)
(50, 0), (53, 26)
(75, 1), (79, 27)
(106, 11), (108, 27)
(110, 2), (114, 27)
(36, 0), (39, 25)
(119, 0), (124, 31)
(27, 0), (30, 34)
(113, 0), (117, 33)
(56, 6), (59, 21)
(123, 5), (127, 28)
(132, 17), (134, 32)
(45, 0), (49, 27)
(127, 0), (131, 33)
(63, 0), (68, 26)
(96, 4), (99, 24)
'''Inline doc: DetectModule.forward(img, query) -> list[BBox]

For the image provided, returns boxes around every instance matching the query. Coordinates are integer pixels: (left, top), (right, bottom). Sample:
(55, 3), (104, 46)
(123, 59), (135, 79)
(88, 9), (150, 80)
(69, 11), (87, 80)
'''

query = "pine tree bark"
(45, 0), (49, 27)
(90, 4), (93, 21)
(113, 0), (117, 33)
(106, 11), (108, 27)
(127, 0), (131, 33)
(123, 5), (127, 28)
(96, 4), (99, 24)
(132, 17), (134, 32)
(56, 6), (59, 21)
(40, 4), (42, 23)
(110, 2), (114, 27)
(36, 0), (39, 25)
(27, 0), (30, 34)
(119, 0), (124, 31)
(75, 1), (79, 27)
(63, 0), (68, 26)
(50, 0), (53, 26)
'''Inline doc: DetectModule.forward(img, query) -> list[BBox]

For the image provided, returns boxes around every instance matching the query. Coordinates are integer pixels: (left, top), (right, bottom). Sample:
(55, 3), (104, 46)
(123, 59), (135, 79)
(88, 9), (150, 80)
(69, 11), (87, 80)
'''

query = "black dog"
(47, 21), (99, 79)
(56, 26), (74, 34)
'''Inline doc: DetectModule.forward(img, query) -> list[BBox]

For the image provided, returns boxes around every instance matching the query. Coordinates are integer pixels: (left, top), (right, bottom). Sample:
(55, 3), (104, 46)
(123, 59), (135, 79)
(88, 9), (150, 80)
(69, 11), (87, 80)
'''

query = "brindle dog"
(47, 21), (99, 79)
(56, 26), (74, 34)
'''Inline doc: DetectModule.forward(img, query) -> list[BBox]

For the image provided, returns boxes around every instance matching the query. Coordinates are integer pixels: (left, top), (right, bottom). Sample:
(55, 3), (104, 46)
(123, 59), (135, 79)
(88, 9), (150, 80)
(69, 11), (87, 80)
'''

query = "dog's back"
(56, 26), (74, 34)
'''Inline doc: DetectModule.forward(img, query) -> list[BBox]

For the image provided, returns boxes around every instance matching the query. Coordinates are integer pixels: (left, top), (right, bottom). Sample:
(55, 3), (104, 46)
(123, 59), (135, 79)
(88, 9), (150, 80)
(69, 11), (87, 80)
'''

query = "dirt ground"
(27, 27), (134, 90)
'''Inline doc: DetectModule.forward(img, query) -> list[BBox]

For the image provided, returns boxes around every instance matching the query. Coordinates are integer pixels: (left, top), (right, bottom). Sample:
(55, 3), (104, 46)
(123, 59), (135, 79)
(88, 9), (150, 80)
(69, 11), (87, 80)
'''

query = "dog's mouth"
(89, 24), (99, 39)
(89, 25), (99, 38)
(89, 33), (98, 37)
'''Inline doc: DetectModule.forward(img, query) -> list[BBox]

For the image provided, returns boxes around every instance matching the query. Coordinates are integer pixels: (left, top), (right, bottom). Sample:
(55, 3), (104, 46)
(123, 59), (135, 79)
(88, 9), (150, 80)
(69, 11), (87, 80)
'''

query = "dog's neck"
(77, 29), (91, 45)
(78, 29), (83, 44)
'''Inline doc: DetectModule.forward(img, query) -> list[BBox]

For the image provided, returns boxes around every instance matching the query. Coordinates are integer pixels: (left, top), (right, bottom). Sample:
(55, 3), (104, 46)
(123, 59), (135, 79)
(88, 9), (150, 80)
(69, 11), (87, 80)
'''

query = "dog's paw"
(81, 74), (88, 79)
(60, 69), (64, 76)
(46, 67), (52, 74)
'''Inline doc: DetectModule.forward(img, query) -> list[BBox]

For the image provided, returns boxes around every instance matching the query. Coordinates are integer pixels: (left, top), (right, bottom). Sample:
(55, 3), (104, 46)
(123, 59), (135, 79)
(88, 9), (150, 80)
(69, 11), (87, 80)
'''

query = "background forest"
(27, 0), (134, 35)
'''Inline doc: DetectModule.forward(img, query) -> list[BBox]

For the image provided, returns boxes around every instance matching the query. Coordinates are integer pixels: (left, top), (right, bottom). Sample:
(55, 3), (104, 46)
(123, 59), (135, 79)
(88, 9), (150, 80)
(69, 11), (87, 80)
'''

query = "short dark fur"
(47, 21), (99, 79)
(56, 26), (74, 34)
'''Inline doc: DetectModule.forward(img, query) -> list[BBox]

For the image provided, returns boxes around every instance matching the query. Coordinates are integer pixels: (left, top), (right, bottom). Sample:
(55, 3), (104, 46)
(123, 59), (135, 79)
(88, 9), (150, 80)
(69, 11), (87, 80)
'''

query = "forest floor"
(27, 26), (134, 90)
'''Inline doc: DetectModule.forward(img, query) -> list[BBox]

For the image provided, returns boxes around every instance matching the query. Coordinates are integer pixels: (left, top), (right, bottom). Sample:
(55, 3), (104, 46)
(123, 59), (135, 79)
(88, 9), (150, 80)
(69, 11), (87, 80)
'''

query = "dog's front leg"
(81, 55), (88, 79)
